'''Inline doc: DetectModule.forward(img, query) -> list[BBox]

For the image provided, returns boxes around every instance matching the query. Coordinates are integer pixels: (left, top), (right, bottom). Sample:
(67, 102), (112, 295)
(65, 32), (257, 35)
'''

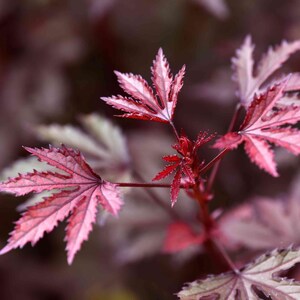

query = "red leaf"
(0, 146), (123, 264)
(214, 80), (300, 176)
(171, 169), (182, 206)
(101, 48), (185, 123)
(163, 154), (181, 163)
(152, 163), (180, 181)
(163, 222), (205, 253)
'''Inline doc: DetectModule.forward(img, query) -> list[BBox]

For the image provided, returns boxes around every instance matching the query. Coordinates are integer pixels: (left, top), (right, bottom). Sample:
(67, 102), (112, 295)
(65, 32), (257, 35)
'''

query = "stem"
(193, 184), (214, 231)
(169, 120), (180, 140)
(211, 239), (237, 272)
(193, 183), (236, 272)
(206, 104), (242, 193)
(199, 148), (229, 175)
(116, 182), (189, 188)
(117, 182), (171, 188)
(190, 104), (243, 272)
(132, 172), (181, 220)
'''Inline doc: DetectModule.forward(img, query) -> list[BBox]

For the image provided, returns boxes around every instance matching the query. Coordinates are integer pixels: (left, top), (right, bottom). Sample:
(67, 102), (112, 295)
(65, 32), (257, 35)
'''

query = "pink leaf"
(232, 35), (255, 106)
(114, 72), (159, 111)
(101, 48), (185, 123)
(243, 136), (278, 177)
(214, 80), (300, 176)
(169, 65), (186, 118)
(152, 48), (173, 109)
(232, 36), (300, 107)
(0, 146), (123, 263)
(220, 176), (300, 251)
(212, 132), (242, 149)
(65, 195), (98, 265)
(163, 222), (205, 253)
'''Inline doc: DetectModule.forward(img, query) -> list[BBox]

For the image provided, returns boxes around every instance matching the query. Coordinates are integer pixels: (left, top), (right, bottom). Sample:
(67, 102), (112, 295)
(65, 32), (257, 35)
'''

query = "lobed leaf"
(101, 48), (185, 123)
(214, 80), (300, 176)
(0, 146), (123, 264)
(232, 36), (300, 108)
(178, 248), (300, 300)
(36, 113), (131, 182)
(220, 174), (300, 251)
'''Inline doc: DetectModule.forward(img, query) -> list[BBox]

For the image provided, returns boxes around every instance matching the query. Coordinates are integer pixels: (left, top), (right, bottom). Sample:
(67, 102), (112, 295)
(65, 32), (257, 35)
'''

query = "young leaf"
(178, 248), (300, 299)
(0, 146), (123, 264)
(101, 48), (185, 123)
(153, 132), (214, 205)
(233, 36), (300, 107)
(214, 80), (300, 176)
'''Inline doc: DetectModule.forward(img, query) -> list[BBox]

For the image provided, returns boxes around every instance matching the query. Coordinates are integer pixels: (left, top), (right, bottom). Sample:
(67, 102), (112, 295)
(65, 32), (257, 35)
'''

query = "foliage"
(0, 146), (122, 264)
(1, 36), (300, 300)
(178, 248), (300, 299)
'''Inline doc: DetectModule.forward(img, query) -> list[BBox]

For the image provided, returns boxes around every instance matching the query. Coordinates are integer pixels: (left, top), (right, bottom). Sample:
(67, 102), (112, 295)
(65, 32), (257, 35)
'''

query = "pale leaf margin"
(178, 247), (300, 300)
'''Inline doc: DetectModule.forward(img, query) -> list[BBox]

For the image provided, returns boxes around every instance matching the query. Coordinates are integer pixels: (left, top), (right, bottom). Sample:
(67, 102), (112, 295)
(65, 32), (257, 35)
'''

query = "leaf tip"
(0, 244), (11, 256)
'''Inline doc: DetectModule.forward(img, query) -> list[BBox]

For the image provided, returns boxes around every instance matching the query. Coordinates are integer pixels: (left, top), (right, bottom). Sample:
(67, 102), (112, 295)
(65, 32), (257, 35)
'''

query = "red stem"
(191, 103), (242, 271)
(116, 182), (189, 188)
(133, 172), (181, 220)
(168, 111), (240, 272)
(169, 120), (180, 140)
(199, 148), (229, 175)
(206, 104), (242, 193)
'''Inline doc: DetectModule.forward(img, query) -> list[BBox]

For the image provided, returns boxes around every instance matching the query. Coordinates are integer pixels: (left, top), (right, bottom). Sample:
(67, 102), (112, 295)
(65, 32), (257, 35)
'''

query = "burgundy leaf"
(171, 169), (182, 206)
(152, 163), (180, 181)
(0, 146), (123, 264)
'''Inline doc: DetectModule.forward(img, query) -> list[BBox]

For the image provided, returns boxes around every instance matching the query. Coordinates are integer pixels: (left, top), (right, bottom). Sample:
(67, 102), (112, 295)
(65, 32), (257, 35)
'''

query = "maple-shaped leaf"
(101, 48), (185, 123)
(220, 173), (300, 251)
(4, 114), (130, 213)
(36, 113), (131, 182)
(214, 80), (300, 176)
(233, 36), (300, 107)
(0, 146), (123, 264)
(153, 132), (214, 205)
(277, 73), (300, 107)
(178, 248), (300, 299)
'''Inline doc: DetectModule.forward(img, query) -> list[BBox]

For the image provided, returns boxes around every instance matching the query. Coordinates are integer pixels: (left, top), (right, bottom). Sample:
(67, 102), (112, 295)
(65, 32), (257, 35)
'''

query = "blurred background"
(1, 0), (300, 299)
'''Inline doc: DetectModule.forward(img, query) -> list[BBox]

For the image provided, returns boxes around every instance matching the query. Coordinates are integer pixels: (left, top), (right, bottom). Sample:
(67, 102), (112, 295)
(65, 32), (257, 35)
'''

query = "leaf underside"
(178, 248), (300, 300)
